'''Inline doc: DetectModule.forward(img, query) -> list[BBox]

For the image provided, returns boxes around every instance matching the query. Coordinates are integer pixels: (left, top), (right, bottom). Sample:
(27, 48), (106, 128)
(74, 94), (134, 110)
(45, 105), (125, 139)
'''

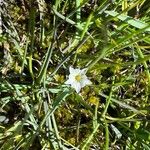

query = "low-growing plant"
(0, 0), (150, 149)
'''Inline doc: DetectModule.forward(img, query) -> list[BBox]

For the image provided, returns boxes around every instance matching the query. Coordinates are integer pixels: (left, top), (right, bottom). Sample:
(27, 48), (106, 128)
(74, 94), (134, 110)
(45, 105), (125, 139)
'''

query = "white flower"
(65, 66), (92, 93)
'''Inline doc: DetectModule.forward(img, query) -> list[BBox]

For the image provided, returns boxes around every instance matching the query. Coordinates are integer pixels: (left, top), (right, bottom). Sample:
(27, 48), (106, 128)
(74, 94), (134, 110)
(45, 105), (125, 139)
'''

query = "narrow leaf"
(105, 10), (150, 32)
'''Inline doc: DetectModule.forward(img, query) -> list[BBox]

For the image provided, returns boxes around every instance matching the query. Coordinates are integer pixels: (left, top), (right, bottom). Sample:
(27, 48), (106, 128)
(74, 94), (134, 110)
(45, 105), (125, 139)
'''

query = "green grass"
(0, 0), (150, 149)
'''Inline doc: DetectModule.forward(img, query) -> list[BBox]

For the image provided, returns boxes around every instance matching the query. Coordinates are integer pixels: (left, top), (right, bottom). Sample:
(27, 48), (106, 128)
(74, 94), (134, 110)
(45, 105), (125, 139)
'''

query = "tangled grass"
(0, 0), (150, 149)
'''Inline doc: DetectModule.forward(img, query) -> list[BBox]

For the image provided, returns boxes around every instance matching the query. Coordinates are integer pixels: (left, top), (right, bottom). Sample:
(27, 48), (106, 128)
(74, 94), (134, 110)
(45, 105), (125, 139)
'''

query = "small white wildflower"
(65, 66), (92, 93)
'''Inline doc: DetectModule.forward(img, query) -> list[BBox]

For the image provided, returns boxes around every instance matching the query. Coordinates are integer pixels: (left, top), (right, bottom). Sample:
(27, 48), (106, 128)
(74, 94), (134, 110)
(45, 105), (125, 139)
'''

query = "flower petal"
(81, 68), (87, 74)
(69, 66), (75, 74)
(71, 82), (81, 93)
(80, 78), (92, 87)
(69, 66), (81, 75)
(65, 79), (72, 85)
(66, 67), (91, 93)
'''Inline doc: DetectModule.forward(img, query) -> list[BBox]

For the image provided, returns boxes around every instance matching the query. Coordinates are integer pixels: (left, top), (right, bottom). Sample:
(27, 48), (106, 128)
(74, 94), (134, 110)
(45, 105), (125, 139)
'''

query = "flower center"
(75, 75), (82, 82)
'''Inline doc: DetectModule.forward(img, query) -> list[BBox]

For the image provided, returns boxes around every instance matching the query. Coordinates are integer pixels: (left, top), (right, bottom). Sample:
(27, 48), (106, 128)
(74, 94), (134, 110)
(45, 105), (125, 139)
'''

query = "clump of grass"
(0, 0), (150, 149)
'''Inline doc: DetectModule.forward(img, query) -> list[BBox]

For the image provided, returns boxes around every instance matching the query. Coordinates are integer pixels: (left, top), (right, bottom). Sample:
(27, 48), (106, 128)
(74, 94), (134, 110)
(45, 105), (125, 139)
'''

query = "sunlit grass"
(0, 0), (150, 149)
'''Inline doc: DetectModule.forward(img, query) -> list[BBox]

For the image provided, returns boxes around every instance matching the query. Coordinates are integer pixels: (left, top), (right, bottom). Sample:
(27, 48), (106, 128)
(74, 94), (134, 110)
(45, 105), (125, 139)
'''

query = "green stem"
(76, 0), (81, 38)
(103, 119), (109, 150)
(102, 76), (115, 117)
(81, 123), (100, 150)
(36, 28), (56, 85)
(135, 43), (150, 84)
(28, 5), (36, 80)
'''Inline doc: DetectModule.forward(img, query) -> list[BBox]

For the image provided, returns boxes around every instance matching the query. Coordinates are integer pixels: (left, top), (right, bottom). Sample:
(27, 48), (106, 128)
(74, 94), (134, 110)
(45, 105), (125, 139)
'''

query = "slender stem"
(135, 43), (150, 83)
(28, 4), (36, 80)
(36, 26), (56, 85)
(102, 76), (115, 117)
(21, 39), (29, 73)
(76, 0), (81, 38)
(81, 123), (100, 150)
(103, 119), (109, 150)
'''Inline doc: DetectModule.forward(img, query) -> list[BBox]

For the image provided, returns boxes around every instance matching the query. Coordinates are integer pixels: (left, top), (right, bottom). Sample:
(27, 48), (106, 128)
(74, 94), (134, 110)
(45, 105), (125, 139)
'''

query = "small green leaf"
(105, 10), (150, 32)
(136, 128), (150, 141)
(111, 124), (122, 139)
